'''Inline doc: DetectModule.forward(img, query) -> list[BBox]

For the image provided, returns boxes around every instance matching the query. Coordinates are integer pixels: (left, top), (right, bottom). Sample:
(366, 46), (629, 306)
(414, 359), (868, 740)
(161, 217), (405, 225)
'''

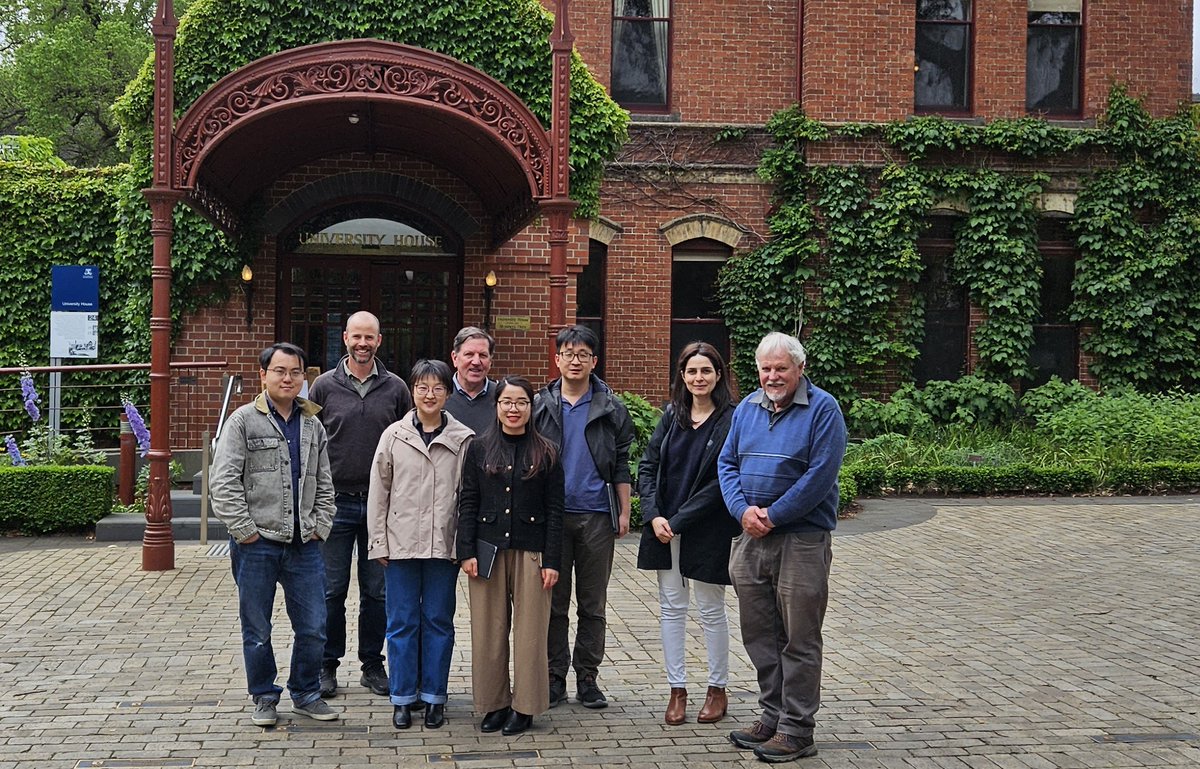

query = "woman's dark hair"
(670, 342), (732, 427)
(481, 376), (558, 479)
(259, 342), (307, 371)
(408, 358), (453, 391)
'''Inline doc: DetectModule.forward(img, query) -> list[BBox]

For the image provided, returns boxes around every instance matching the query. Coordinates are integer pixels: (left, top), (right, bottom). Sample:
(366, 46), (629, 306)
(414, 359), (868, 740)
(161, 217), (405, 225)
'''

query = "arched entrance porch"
(141, 24), (577, 568)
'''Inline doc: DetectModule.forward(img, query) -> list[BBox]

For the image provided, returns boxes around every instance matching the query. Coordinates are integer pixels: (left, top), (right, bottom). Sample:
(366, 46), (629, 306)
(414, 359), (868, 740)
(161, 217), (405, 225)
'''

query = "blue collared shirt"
(559, 387), (608, 514)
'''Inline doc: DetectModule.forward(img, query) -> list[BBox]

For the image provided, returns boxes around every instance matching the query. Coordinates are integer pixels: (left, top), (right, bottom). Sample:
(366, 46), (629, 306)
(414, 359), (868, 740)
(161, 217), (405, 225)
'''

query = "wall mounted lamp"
(347, 112), (361, 125)
(240, 264), (254, 329)
(482, 270), (498, 332)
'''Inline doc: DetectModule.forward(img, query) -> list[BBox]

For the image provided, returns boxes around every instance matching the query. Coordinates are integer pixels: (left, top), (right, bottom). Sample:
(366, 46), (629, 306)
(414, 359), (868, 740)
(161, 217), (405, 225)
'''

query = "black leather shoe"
(424, 703), (445, 729)
(501, 710), (532, 736)
(480, 707), (511, 733)
(360, 667), (389, 696)
(392, 704), (412, 730)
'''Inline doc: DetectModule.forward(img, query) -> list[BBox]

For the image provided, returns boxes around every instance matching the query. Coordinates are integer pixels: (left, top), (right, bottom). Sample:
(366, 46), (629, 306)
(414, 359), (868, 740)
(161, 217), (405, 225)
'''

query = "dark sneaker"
(360, 667), (389, 696)
(729, 720), (775, 750)
(319, 667), (338, 698)
(251, 697), (277, 727)
(577, 673), (608, 709)
(292, 698), (339, 721)
(753, 733), (817, 763)
(548, 675), (568, 708)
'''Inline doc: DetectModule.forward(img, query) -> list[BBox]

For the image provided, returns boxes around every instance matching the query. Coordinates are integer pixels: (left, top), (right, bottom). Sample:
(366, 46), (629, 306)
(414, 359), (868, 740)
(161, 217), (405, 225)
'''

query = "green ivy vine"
(720, 85), (1200, 400)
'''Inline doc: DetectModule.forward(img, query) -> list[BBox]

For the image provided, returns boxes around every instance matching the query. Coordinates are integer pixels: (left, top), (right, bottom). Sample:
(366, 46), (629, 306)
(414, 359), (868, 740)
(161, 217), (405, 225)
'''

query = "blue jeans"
(384, 558), (459, 705)
(229, 537), (327, 707)
(321, 493), (387, 672)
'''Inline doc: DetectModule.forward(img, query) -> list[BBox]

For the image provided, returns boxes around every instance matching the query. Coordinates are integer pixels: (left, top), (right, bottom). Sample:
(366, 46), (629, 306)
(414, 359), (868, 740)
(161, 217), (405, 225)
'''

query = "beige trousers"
(468, 548), (552, 715)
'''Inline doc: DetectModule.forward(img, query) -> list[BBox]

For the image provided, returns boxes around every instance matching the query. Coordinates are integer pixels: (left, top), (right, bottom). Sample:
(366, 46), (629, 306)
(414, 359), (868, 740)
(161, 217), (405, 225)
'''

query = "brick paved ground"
(1, 496), (1199, 768)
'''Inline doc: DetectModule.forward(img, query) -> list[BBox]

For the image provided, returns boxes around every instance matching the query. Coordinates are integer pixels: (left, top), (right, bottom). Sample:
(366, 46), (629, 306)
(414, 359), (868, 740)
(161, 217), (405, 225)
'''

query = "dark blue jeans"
(321, 493), (387, 673)
(229, 537), (327, 706)
(384, 558), (459, 705)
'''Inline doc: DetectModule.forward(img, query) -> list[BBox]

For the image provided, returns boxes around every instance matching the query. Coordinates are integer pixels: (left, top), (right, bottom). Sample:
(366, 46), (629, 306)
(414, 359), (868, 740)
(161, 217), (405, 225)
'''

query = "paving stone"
(2, 497), (1200, 767)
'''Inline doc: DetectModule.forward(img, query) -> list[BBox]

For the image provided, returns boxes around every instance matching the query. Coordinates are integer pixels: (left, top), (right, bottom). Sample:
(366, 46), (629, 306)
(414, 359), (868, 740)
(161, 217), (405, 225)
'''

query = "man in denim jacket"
(211, 342), (338, 728)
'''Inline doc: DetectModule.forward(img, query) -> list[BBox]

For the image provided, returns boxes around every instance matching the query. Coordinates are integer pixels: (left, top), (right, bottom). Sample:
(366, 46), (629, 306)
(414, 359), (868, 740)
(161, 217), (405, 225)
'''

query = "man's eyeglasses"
(266, 367), (304, 379)
(498, 399), (531, 410)
(557, 351), (595, 363)
(414, 384), (448, 396)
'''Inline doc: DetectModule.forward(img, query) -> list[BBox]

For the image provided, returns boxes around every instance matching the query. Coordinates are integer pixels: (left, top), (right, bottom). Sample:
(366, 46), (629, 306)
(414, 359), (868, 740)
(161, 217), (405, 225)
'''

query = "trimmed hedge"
(0, 466), (115, 534)
(1107, 463), (1200, 493)
(848, 464), (1099, 496)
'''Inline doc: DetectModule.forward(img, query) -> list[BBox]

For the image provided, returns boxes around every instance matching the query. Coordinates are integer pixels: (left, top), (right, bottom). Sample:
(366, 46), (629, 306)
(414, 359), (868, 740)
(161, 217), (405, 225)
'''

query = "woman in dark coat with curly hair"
(637, 342), (740, 726)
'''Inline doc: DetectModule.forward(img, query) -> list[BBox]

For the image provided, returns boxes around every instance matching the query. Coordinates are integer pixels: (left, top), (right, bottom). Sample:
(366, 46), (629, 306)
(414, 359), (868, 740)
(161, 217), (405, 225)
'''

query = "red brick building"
(168, 1), (1192, 448)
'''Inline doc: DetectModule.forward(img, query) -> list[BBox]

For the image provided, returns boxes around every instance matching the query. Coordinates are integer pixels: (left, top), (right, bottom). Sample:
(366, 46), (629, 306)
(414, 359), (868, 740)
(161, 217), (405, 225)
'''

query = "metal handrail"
(0, 361), (227, 374)
(213, 374), (244, 447)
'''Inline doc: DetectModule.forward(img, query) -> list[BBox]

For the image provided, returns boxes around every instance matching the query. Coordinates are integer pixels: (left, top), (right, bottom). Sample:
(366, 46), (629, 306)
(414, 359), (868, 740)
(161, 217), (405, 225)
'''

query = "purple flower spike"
(20, 374), (40, 423)
(5, 435), (24, 466)
(123, 400), (151, 457)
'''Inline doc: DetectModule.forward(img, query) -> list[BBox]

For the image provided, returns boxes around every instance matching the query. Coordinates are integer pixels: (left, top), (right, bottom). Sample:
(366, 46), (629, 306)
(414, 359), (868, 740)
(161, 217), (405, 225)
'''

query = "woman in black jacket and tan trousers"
(458, 376), (564, 736)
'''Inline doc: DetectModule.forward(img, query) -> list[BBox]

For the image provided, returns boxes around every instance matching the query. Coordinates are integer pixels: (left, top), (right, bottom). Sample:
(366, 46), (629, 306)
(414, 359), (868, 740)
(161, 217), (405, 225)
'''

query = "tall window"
(611, 0), (671, 110)
(914, 217), (969, 384)
(915, 0), (973, 112)
(578, 240), (608, 380)
(1027, 1), (1082, 114)
(1027, 219), (1078, 386)
(670, 240), (729, 377)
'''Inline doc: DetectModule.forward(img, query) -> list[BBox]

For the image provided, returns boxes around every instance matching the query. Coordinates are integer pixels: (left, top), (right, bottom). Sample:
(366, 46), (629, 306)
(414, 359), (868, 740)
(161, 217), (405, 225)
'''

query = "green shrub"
(616, 391), (663, 477)
(838, 470), (857, 515)
(0, 465), (115, 534)
(1040, 389), (1200, 463)
(1107, 463), (1200, 492)
(629, 494), (642, 530)
(848, 394), (932, 437)
(1019, 376), (1097, 426)
(917, 376), (1018, 427)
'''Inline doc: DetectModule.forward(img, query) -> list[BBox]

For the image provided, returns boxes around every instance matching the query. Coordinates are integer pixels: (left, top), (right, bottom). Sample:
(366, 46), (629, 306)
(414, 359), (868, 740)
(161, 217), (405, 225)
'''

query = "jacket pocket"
(478, 512), (498, 524)
(247, 437), (281, 473)
(515, 510), (544, 524)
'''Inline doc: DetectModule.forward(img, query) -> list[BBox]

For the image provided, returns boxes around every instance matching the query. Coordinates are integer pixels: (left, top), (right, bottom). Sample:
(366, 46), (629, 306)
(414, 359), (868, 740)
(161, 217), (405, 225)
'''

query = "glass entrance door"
(282, 256), (460, 381)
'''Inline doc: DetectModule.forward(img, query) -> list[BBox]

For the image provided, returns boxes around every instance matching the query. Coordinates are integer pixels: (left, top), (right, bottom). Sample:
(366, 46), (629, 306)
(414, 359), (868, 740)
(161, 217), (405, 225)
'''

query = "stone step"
(95, 490), (228, 542)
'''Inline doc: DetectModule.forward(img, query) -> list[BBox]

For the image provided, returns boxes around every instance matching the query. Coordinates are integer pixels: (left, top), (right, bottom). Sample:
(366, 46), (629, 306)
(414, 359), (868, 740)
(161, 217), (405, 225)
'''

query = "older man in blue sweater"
(718, 332), (846, 763)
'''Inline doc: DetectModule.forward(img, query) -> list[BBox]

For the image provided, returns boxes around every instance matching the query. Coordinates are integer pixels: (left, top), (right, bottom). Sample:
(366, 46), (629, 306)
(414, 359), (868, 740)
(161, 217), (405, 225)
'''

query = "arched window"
(671, 239), (729, 377)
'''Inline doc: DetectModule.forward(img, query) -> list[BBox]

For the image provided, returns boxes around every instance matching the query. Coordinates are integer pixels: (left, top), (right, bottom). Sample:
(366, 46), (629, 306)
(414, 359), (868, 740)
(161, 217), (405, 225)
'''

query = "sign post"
(49, 265), (100, 440)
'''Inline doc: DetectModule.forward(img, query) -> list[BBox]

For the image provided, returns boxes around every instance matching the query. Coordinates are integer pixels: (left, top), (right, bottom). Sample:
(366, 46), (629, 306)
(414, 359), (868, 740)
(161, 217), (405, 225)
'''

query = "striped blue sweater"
(718, 378), (847, 533)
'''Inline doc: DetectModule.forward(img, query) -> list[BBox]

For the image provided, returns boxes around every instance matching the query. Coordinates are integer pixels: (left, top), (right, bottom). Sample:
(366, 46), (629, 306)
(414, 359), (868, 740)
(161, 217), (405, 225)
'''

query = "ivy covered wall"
(719, 87), (1200, 402)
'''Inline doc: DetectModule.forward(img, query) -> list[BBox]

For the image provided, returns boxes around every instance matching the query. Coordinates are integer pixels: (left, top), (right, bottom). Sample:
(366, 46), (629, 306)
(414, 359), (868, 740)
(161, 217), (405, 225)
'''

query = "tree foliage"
(0, 0), (153, 165)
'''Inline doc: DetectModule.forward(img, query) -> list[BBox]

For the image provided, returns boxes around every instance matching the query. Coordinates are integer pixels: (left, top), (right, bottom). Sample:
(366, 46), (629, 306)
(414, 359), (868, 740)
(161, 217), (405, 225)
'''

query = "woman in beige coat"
(367, 359), (473, 731)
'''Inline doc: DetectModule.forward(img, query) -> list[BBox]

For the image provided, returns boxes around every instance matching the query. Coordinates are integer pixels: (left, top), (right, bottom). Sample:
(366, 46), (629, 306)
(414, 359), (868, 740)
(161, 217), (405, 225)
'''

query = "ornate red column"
(545, 0), (579, 378)
(141, 0), (180, 571)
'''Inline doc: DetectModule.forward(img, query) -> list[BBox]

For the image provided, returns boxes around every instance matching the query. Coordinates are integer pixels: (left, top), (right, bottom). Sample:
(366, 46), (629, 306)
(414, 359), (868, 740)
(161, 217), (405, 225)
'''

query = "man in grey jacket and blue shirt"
(718, 332), (846, 763)
(210, 342), (339, 728)
(534, 324), (635, 710)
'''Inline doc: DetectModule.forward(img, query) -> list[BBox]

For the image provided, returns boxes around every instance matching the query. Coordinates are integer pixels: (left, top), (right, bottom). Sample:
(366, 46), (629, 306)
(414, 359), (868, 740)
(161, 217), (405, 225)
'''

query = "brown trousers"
(468, 548), (552, 715)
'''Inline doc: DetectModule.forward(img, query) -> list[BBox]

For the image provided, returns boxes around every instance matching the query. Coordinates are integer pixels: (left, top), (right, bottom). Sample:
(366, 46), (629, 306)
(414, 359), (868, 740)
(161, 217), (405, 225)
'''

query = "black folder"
(606, 482), (619, 533)
(476, 539), (499, 579)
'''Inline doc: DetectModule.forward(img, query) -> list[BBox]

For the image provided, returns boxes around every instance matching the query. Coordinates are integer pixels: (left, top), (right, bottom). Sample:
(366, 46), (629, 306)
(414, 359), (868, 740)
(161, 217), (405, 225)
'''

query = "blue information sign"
(51, 265), (100, 312)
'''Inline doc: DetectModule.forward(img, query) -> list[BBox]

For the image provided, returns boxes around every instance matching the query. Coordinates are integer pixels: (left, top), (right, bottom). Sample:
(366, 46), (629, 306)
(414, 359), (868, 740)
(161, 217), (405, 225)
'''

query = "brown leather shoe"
(697, 685), (727, 723)
(729, 720), (775, 750)
(664, 687), (687, 725)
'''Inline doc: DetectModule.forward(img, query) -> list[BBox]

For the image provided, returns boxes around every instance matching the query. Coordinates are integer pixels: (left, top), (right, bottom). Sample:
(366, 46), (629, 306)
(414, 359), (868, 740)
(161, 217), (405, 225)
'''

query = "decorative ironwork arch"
(173, 38), (553, 199)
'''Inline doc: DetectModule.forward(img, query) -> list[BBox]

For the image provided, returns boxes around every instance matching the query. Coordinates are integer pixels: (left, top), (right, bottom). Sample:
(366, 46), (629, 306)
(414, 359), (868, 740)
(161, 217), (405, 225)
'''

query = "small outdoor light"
(483, 270), (498, 332)
(240, 264), (254, 328)
(347, 112), (361, 125)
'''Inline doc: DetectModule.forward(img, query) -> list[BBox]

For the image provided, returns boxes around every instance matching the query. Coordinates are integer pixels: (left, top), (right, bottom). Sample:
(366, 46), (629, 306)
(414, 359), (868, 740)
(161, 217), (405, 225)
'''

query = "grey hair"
(452, 326), (495, 355)
(755, 332), (807, 367)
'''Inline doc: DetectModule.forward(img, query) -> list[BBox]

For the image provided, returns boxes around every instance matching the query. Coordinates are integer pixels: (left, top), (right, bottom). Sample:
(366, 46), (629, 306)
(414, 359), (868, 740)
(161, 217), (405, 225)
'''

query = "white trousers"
(657, 535), (730, 688)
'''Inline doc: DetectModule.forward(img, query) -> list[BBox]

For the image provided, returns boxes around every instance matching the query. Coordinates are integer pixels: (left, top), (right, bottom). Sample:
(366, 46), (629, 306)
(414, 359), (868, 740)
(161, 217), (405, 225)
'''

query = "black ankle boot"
(480, 707), (510, 733)
(501, 709), (532, 735)
(424, 703), (445, 728)
(392, 704), (412, 730)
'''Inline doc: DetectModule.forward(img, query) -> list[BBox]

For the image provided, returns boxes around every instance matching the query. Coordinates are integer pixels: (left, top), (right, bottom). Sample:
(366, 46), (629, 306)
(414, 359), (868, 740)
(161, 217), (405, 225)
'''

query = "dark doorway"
(279, 212), (462, 381)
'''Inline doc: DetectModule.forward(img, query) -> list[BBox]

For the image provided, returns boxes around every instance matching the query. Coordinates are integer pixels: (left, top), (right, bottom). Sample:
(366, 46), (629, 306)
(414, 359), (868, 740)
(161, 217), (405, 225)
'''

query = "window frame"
(914, 220), (970, 384)
(670, 238), (730, 379)
(914, 0), (975, 116)
(577, 239), (608, 380)
(610, 0), (673, 114)
(1025, 0), (1085, 117)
